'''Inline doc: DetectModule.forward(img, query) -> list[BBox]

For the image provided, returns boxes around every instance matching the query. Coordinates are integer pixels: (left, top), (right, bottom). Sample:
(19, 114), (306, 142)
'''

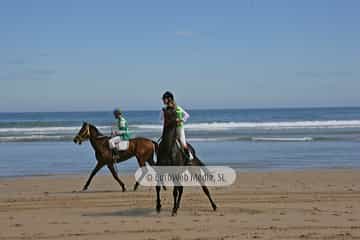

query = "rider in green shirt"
(110, 108), (131, 160)
(113, 108), (131, 140)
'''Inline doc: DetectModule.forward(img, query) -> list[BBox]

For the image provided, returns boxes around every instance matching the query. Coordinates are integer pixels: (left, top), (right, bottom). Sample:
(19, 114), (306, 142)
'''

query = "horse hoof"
(171, 208), (178, 216)
(156, 206), (161, 213)
(122, 186), (127, 192)
(212, 204), (217, 211)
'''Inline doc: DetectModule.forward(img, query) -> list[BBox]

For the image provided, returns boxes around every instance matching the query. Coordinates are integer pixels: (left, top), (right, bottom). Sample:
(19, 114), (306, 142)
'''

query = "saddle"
(109, 136), (129, 151)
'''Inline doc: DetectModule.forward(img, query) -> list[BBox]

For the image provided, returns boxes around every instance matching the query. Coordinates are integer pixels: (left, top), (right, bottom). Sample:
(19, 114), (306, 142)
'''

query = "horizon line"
(1, 105), (360, 114)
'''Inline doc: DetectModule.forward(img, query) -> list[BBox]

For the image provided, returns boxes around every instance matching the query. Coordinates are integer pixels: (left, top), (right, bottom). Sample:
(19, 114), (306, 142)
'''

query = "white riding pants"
(176, 127), (187, 148)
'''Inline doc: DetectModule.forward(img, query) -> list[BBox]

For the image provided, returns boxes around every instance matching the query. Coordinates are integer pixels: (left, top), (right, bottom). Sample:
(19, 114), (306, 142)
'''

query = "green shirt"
(175, 106), (189, 128)
(117, 116), (131, 140)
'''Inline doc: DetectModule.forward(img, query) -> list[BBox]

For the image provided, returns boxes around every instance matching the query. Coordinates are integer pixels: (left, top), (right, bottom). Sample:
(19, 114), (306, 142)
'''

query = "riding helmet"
(162, 91), (174, 101)
(113, 108), (122, 115)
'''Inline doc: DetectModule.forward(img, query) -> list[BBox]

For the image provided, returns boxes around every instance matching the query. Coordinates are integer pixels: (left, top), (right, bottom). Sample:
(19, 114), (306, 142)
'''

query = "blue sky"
(0, 0), (359, 112)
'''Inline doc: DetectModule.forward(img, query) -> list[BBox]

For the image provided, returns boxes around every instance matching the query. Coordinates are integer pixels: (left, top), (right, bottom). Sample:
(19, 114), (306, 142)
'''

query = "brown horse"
(156, 107), (217, 216)
(73, 122), (158, 192)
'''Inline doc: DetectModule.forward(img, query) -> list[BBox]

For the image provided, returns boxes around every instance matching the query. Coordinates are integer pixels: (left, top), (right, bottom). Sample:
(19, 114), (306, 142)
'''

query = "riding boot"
(184, 148), (194, 165)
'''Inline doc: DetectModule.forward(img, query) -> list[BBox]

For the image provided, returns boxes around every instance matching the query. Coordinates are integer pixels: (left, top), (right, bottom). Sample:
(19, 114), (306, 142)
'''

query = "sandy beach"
(1, 170), (360, 240)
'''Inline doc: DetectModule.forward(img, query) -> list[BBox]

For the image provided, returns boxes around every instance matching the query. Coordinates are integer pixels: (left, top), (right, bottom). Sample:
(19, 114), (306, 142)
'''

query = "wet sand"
(1, 170), (360, 240)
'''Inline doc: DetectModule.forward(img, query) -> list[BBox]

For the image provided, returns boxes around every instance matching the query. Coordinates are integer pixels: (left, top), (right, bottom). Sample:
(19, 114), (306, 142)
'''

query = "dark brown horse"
(73, 122), (158, 192)
(155, 107), (217, 216)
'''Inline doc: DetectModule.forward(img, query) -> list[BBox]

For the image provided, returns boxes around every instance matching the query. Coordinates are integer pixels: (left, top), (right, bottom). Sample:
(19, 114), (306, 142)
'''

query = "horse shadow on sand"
(82, 208), (158, 217)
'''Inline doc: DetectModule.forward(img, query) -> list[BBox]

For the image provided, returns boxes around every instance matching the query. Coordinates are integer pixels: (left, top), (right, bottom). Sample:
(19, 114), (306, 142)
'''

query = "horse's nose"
(73, 137), (78, 143)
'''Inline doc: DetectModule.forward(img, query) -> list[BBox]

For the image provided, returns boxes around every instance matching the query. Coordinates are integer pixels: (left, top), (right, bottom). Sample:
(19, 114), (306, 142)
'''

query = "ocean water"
(0, 107), (360, 177)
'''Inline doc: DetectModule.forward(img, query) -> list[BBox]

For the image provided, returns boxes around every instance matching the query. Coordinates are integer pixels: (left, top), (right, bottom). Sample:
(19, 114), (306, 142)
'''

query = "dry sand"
(1, 170), (360, 240)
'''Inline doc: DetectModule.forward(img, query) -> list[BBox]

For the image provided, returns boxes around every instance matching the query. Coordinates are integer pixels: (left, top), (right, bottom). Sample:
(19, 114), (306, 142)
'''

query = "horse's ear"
(83, 121), (87, 125)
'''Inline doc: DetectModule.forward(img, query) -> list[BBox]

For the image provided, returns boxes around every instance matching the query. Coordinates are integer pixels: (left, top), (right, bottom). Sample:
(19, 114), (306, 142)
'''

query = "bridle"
(76, 124), (91, 141)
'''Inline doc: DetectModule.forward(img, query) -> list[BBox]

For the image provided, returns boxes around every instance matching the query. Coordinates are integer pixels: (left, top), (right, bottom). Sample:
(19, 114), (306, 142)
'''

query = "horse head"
(73, 122), (91, 144)
(160, 106), (178, 151)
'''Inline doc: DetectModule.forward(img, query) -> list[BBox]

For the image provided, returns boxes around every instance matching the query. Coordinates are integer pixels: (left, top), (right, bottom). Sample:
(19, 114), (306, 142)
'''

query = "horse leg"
(156, 185), (162, 213)
(172, 186), (179, 216)
(107, 163), (126, 192)
(133, 154), (148, 191)
(134, 164), (149, 191)
(190, 157), (217, 211)
(83, 162), (104, 191)
(133, 179), (140, 192)
(148, 146), (167, 191)
(152, 159), (167, 191)
(201, 185), (217, 211)
(176, 186), (183, 210)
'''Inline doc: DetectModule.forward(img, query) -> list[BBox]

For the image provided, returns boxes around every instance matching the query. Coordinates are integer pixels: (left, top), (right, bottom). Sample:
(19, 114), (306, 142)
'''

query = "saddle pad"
(109, 136), (121, 149)
(116, 141), (129, 151)
(109, 137), (129, 151)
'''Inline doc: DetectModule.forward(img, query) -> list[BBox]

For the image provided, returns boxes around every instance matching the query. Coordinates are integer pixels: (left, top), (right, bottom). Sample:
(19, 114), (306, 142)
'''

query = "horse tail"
(197, 159), (206, 166)
(187, 143), (207, 167)
(152, 141), (159, 155)
(148, 140), (159, 166)
(187, 143), (197, 157)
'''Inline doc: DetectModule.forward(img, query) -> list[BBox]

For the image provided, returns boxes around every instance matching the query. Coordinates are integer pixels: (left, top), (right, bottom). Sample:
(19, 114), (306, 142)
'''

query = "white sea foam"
(188, 137), (244, 142)
(135, 120), (360, 130)
(1, 120), (360, 135)
(252, 137), (313, 142)
(0, 135), (67, 142)
(0, 135), (316, 143)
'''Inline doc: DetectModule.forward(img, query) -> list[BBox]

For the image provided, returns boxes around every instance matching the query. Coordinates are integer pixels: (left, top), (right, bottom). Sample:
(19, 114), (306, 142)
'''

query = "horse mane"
(88, 123), (105, 137)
